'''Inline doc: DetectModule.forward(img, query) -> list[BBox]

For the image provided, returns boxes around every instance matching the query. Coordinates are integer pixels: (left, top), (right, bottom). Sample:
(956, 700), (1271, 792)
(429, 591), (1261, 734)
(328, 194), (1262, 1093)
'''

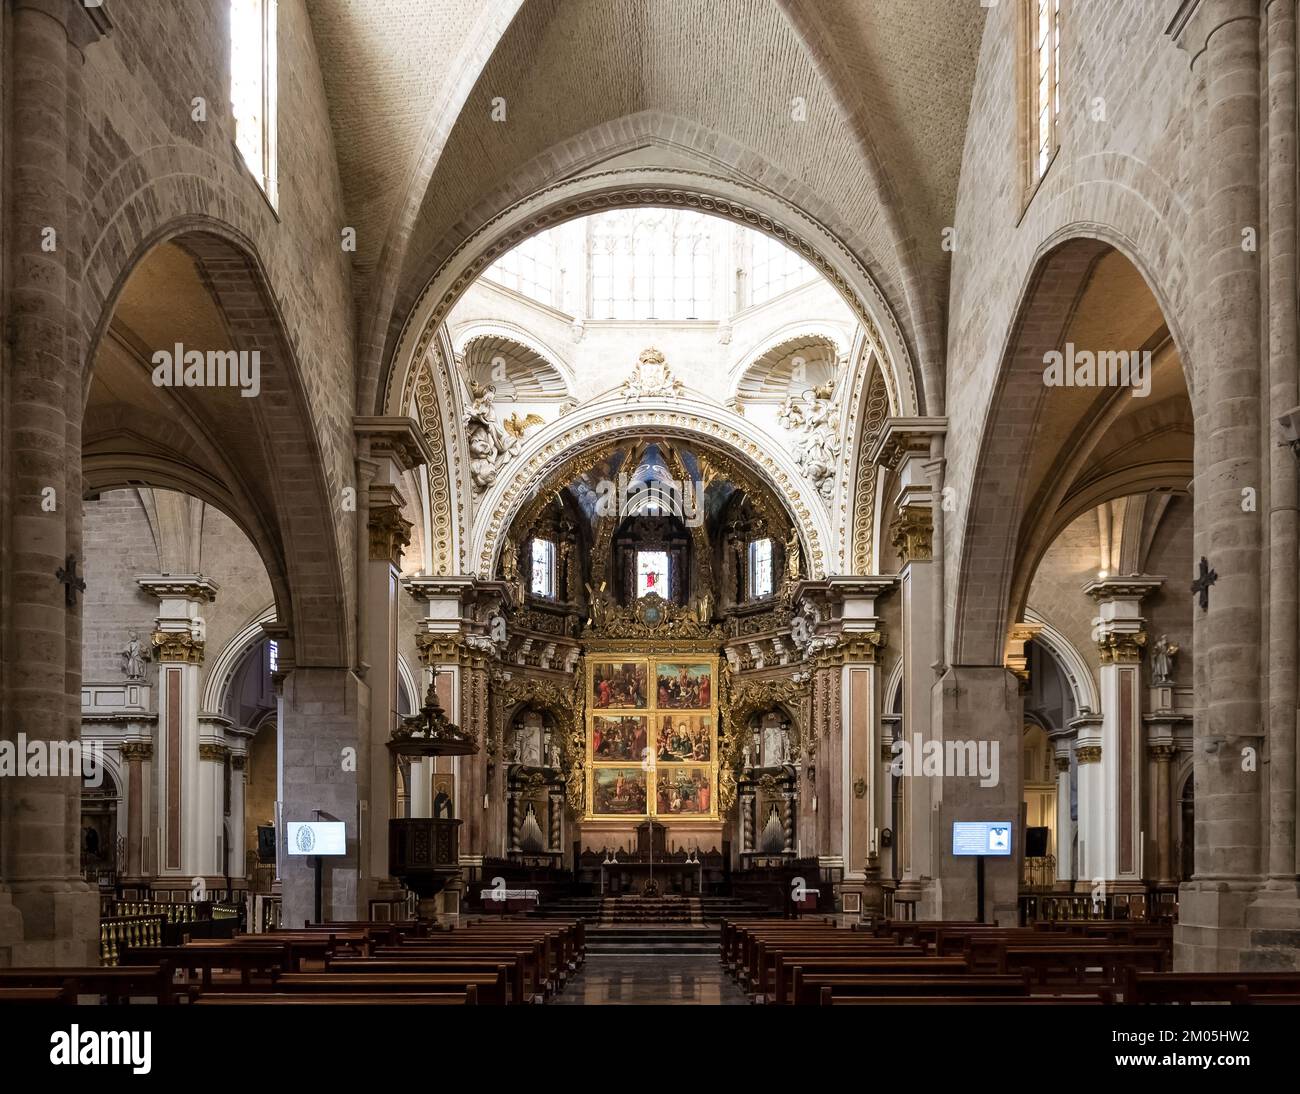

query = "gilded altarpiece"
(581, 596), (722, 825)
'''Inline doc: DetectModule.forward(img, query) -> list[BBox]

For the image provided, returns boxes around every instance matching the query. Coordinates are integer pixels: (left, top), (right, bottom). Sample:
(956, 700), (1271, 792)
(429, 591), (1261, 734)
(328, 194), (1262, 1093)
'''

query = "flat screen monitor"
(952, 821), (1012, 857)
(285, 821), (346, 856)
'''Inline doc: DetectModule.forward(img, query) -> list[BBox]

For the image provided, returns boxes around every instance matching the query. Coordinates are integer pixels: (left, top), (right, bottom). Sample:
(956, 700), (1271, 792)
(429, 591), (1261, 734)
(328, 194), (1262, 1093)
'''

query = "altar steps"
(585, 926), (718, 957)
(598, 895), (703, 925)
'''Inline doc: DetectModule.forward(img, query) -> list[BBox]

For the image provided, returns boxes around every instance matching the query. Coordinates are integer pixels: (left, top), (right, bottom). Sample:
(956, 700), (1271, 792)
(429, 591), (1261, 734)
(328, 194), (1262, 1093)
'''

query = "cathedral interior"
(2, 0), (1300, 1029)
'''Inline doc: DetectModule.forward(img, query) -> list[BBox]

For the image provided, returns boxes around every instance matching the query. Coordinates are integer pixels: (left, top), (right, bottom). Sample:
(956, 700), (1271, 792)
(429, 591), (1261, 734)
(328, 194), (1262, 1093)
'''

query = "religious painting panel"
(593, 715), (649, 762)
(655, 662), (712, 709)
(592, 661), (648, 709)
(654, 713), (712, 763)
(591, 767), (649, 816)
(654, 765), (713, 816)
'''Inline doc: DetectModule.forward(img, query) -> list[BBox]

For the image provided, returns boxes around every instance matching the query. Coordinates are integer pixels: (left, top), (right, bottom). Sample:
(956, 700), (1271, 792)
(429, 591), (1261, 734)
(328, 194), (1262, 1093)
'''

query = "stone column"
(929, 667), (1024, 924)
(353, 418), (431, 908)
(1150, 743), (1178, 887)
(278, 660), (366, 927)
(196, 742), (228, 882)
(138, 575), (218, 885)
(0, 0), (109, 969)
(228, 751), (248, 880)
(811, 578), (892, 905)
(119, 741), (153, 884)
(1084, 577), (1161, 892)
(870, 418), (945, 917)
(1070, 713), (1104, 891)
(1170, 0), (1267, 970)
(1253, 0), (1300, 953)
(1053, 752), (1073, 887)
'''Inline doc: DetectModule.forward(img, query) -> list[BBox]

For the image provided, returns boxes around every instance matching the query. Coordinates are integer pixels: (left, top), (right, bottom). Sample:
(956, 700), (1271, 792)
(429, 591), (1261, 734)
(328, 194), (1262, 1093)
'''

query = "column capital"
(151, 629), (205, 665)
(889, 504), (934, 565)
(1165, 0), (1260, 64)
(119, 741), (153, 762)
(1096, 630), (1148, 665)
(1004, 621), (1044, 683)
(368, 491), (413, 566)
(1076, 745), (1103, 765)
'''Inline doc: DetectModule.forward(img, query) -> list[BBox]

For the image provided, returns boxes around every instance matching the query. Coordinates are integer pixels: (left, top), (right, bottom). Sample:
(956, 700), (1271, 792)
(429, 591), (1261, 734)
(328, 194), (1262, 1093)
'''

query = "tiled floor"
(553, 954), (750, 1005)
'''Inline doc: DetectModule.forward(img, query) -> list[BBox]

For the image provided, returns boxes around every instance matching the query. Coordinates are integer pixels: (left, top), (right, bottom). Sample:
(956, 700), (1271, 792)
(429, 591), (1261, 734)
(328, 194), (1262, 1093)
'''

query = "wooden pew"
(791, 972), (1028, 1006)
(0, 986), (74, 1005)
(0, 964), (175, 1004)
(822, 992), (1108, 1005)
(121, 944), (289, 990)
(371, 942), (548, 999)
(268, 970), (508, 1006)
(757, 942), (925, 1000)
(1127, 970), (1300, 1004)
(771, 956), (971, 1004)
(326, 957), (528, 1004)
(999, 944), (1167, 985)
(195, 989), (475, 1005)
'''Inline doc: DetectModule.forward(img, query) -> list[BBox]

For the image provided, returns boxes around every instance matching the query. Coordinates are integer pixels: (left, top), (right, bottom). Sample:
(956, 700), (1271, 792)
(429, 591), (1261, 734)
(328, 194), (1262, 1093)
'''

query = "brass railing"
(99, 916), (164, 966)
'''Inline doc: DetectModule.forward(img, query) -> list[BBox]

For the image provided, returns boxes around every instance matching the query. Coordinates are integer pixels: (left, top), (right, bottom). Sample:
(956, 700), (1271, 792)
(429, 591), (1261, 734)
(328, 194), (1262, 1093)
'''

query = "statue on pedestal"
(120, 631), (150, 680)
(1151, 634), (1179, 685)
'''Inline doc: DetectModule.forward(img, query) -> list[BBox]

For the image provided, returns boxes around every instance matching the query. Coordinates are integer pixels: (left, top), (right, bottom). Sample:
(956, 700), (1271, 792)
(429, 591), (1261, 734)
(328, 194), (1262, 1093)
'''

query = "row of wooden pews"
(727, 917), (1300, 1004)
(0, 918), (584, 1005)
(722, 919), (1164, 1004)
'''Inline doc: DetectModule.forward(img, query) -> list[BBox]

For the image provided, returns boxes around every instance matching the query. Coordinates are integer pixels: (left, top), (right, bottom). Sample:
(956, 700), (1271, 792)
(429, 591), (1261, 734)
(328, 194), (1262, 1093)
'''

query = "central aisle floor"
(552, 954), (750, 1005)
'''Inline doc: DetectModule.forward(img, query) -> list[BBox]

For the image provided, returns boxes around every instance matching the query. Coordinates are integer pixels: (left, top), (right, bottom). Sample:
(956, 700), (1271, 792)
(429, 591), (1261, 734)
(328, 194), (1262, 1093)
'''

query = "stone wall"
(943, 0), (1197, 661)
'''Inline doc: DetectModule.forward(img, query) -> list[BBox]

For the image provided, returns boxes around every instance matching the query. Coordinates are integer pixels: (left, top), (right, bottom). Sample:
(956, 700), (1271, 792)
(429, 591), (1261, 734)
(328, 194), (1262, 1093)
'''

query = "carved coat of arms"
(620, 348), (683, 400)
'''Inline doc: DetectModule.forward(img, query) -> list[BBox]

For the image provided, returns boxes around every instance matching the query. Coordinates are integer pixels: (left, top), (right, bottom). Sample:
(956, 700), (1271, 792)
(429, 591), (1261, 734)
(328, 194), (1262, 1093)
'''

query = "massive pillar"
(1171, 0), (1287, 968)
(870, 419), (945, 918)
(809, 578), (892, 910)
(0, 0), (109, 968)
(1252, 0), (1300, 956)
(353, 418), (431, 908)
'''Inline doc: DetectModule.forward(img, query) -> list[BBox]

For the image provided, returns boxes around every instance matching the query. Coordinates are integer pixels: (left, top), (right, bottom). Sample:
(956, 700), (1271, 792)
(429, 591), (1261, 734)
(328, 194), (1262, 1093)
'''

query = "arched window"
(530, 538), (556, 598)
(1023, 0), (1061, 189)
(230, 0), (278, 206)
(747, 537), (774, 599)
(747, 232), (814, 307)
(588, 209), (715, 320)
(484, 234), (556, 307)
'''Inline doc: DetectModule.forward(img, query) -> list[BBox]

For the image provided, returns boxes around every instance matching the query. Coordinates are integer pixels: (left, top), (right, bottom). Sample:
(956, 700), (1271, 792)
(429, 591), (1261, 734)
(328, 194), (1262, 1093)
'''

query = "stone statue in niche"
(778, 381), (840, 500)
(120, 631), (150, 680)
(761, 719), (790, 768)
(1150, 634), (1180, 685)
(545, 736), (562, 771)
(465, 381), (520, 491)
(512, 718), (544, 769)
